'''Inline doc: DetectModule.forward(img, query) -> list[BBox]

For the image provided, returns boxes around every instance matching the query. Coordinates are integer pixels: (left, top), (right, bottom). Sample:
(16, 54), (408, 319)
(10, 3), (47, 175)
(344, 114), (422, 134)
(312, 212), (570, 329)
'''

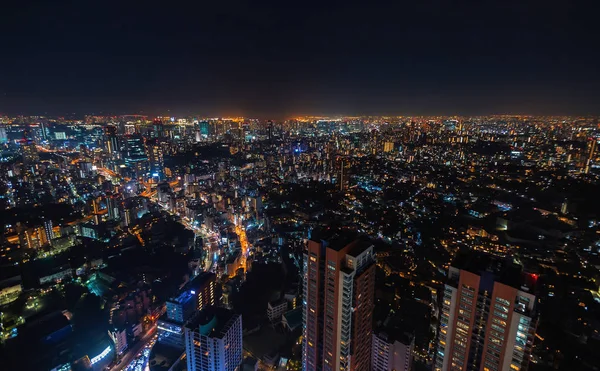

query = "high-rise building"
(106, 193), (120, 221)
(184, 307), (243, 371)
(166, 291), (197, 324)
(124, 135), (146, 159)
(560, 198), (568, 215)
(109, 327), (128, 355)
(585, 137), (597, 174)
(433, 253), (538, 371)
(268, 121), (274, 142)
(123, 135), (148, 176)
(199, 121), (211, 136)
(383, 142), (395, 153)
(189, 272), (218, 310)
(104, 125), (120, 155)
(157, 273), (217, 351)
(157, 290), (197, 351)
(152, 119), (165, 138)
(335, 157), (351, 191)
(21, 139), (39, 164)
(42, 218), (54, 246)
(145, 138), (164, 178)
(372, 330), (414, 371)
(302, 235), (376, 371)
(0, 125), (7, 144)
(39, 121), (48, 141)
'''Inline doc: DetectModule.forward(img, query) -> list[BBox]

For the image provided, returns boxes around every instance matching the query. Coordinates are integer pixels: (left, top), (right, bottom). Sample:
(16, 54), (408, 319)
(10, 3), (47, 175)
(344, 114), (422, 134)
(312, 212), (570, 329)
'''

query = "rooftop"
(186, 271), (216, 291)
(283, 307), (302, 328)
(451, 251), (536, 292)
(374, 326), (414, 346)
(185, 307), (239, 339)
(168, 290), (195, 305)
(309, 226), (359, 251)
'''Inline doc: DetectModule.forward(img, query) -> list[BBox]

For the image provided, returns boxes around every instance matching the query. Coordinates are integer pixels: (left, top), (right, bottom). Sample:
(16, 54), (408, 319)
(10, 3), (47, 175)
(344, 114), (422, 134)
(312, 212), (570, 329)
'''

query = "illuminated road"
(234, 221), (249, 273)
(35, 145), (76, 154)
(97, 167), (119, 178)
(111, 325), (156, 371)
(139, 180), (156, 199)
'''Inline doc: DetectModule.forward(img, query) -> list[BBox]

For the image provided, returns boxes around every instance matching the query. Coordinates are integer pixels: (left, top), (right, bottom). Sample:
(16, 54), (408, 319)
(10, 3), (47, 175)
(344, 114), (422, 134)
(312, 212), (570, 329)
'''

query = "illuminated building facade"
(585, 137), (597, 174)
(43, 218), (54, 246)
(106, 193), (120, 221)
(152, 119), (165, 138)
(199, 121), (211, 136)
(104, 125), (120, 155)
(184, 307), (243, 371)
(303, 237), (376, 371)
(189, 272), (218, 310)
(434, 255), (538, 371)
(158, 273), (217, 351)
(372, 331), (414, 371)
(145, 138), (164, 178)
(336, 157), (351, 191)
(383, 141), (395, 153)
(21, 139), (39, 164)
(0, 125), (7, 143)
(123, 135), (147, 165)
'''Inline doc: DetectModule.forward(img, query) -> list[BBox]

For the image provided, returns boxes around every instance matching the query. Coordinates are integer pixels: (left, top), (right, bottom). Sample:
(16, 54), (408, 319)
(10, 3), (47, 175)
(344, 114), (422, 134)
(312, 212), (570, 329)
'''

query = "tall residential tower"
(302, 235), (376, 371)
(434, 253), (538, 371)
(184, 307), (243, 371)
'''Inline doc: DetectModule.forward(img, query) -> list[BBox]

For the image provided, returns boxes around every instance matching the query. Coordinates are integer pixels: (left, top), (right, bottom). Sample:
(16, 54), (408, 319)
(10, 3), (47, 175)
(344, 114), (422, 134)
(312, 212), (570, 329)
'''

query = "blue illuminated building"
(166, 290), (196, 323)
(199, 121), (211, 136)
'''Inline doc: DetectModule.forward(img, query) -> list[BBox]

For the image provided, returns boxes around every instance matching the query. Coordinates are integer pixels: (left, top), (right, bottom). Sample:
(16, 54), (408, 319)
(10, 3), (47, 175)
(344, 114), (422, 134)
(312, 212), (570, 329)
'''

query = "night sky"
(1, 1), (599, 117)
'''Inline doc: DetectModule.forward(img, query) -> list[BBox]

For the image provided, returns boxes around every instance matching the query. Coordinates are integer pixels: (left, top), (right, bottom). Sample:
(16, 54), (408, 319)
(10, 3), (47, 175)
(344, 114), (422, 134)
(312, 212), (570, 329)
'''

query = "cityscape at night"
(2, 2), (600, 371)
(0, 115), (600, 371)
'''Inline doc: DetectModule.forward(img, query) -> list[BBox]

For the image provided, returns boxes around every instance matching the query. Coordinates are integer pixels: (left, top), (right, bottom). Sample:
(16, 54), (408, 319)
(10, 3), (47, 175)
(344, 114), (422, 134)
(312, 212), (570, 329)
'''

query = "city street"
(110, 325), (156, 371)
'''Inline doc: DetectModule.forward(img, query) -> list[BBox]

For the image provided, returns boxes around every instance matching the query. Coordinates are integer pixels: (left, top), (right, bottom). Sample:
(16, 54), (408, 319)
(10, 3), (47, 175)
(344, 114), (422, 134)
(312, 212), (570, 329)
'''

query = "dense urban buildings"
(0, 115), (599, 371)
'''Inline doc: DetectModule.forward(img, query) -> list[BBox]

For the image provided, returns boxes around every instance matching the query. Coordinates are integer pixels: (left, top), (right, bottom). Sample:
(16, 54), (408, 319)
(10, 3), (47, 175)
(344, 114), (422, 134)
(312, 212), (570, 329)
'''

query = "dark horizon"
(1, 2), (599, 117)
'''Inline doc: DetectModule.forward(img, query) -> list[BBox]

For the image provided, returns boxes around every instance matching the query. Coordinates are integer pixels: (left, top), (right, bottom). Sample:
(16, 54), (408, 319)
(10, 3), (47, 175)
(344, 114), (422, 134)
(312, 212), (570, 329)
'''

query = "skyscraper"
(302, 234), (376, 371)
(42, 218), (54, 246)
(585, 137), (597, 174)
(268, 120), (274, 142)
(21, 139), (39, 164)
(123, 135), (148, 175)
(0, 125), (8, 144)
(434, 253), (538, 371)
(104, 125), (120, 155)
(335, 157), (351, 191)
(152, 119), (165, 138)
(106, 193), (120, 221)
(157, 273), (217, 351)
(145, 138), (164, 178)
(184, 307), (243, 371)
(39, 121), (48, 141)
(199, 121), (212, 136)
(124, 135), (146, 159)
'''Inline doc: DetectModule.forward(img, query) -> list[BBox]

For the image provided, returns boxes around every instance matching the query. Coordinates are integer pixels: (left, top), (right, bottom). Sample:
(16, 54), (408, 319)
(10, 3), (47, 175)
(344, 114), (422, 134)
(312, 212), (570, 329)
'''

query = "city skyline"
(1, 115), (599, 371)
(1, 2), (600, 371)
